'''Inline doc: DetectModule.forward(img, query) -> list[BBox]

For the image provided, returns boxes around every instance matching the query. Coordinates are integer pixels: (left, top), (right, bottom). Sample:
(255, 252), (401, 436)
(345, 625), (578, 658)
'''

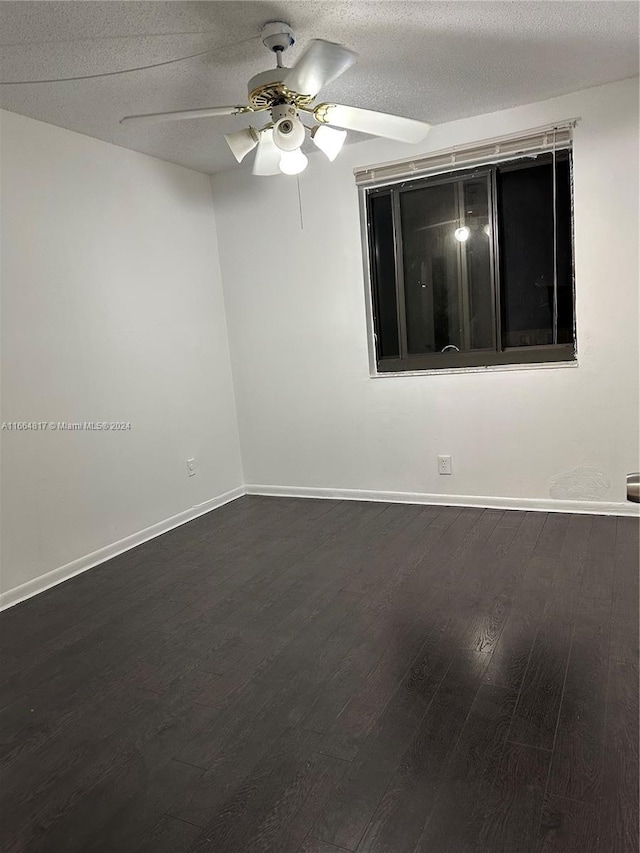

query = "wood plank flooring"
(0, 497), (638, 852)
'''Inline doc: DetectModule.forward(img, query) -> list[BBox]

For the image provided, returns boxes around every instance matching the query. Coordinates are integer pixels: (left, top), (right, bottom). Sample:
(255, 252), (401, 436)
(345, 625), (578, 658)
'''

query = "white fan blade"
(120, 106), (243, 126)
(252, 129), (281, 176)
(284, 39), (358, 98)
(317, 103), (430, 144)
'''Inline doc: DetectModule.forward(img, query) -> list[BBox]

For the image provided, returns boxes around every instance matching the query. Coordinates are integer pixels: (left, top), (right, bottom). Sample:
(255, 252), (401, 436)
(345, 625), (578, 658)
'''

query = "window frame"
(360, 150), (577, 375)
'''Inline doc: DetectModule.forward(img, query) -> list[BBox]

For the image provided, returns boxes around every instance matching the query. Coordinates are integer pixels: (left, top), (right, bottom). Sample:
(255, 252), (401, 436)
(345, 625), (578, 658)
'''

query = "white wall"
(212, 77), (639, 511)
(1, 110), (243, 600)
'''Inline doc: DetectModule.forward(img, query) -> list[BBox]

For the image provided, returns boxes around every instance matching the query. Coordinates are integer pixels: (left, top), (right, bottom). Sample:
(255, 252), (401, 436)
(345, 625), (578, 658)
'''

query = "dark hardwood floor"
(1, 496), (638, 852)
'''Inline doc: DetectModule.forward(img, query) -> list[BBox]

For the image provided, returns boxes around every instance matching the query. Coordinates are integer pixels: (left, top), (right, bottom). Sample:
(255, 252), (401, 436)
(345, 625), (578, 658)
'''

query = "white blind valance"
(353, 120), (576, 187)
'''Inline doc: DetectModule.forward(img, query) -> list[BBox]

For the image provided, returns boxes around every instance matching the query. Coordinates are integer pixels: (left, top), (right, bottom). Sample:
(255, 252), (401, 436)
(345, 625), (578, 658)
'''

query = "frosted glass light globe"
(279, 148), (308, 175)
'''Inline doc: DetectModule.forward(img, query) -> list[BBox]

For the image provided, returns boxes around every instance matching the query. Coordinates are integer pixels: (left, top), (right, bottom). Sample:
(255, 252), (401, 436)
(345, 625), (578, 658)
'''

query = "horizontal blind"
(354, 121), (576, 187)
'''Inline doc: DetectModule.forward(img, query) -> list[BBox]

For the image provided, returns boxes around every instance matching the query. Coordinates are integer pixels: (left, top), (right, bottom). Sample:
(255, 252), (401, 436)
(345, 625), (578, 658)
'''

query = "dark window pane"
(463, 179), (495, 349)
(401, 181), (458, 354)
(497, 152), (574, 348)
(400, 176), (493, 355)
(369, 193), (399, 358)
(555, 156), (574, 343)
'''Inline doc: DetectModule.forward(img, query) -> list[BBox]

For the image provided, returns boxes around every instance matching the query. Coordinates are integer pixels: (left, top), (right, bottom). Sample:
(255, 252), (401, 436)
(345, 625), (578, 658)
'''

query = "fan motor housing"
(247, 68), (285, 98)
(247, 69), (315, 110)
(247, 68), (285, 108)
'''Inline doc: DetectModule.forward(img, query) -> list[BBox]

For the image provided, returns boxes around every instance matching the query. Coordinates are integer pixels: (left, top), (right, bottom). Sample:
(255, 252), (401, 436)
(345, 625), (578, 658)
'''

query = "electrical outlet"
(187, 458), (196, 477)
(438, 455), (452, 475)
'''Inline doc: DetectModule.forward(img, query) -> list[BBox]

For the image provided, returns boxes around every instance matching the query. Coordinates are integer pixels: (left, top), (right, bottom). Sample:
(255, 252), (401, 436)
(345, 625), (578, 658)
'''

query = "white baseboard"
(0, 486), (246, 612)
(246, 484), (640, 518)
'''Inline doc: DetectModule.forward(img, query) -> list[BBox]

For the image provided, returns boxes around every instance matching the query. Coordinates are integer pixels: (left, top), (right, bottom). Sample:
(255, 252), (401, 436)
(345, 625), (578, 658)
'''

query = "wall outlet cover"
(438, 455), (452, 475)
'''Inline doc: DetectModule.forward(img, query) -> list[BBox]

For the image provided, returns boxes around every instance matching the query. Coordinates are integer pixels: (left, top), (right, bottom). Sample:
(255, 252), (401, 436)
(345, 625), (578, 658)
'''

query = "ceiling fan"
(120, 22), (431, 176)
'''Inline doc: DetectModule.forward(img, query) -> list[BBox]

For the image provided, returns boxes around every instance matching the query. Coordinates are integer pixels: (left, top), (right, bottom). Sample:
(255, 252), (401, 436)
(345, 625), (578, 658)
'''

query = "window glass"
(400, 180), (459, 354)
(400, 176), (493, 355)
(497, 152), (573, 348)
(464, 178), (494, 350)
(554, 156), (574, 344)
(369, 193), (399, 358)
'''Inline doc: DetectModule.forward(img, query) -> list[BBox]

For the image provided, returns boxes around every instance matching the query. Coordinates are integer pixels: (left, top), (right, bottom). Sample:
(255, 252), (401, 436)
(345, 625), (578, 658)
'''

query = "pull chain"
(296, 174), (304, 230)
(552, 127), (558, 345)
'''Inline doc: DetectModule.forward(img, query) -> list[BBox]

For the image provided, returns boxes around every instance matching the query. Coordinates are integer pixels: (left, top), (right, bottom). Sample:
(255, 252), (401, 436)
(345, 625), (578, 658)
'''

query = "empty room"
(1, 2), (638, 851)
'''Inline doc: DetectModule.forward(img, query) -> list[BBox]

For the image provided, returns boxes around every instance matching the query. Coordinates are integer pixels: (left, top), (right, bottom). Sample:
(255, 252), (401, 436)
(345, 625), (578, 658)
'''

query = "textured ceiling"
(1, 1), (638, 174)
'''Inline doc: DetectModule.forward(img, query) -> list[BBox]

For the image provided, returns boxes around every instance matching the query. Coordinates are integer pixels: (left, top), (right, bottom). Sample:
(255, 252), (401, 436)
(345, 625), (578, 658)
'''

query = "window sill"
(370, 359), (579, 379)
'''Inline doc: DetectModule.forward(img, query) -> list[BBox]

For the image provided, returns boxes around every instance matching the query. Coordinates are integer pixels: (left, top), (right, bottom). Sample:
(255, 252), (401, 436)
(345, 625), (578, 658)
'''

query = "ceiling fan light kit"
(224, 126), (259, 163)
(271, 105), (306, 151)
(120, 21), (431, 177)
(252, 128), (281, 176)
(279, 147), (309, 175)
(311, 124), (347, 161)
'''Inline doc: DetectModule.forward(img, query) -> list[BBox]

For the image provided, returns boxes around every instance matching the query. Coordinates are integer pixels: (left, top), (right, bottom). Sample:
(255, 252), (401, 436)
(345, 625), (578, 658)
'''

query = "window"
(361, 132), (576, 373)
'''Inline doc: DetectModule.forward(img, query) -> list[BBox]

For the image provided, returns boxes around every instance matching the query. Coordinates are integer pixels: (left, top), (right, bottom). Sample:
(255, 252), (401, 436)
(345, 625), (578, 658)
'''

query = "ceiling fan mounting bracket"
(260, 22), (295, 55)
